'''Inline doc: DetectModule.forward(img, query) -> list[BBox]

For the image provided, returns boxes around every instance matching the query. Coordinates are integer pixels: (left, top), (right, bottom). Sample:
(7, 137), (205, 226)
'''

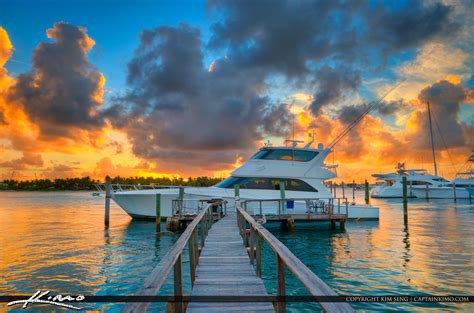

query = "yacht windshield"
(215, 177), (317, 192)
(252, 149), (318, 162)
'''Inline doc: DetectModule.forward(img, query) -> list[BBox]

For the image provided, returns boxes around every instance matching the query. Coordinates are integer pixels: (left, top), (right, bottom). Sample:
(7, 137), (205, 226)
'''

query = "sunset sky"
(0, 0), (473, 182)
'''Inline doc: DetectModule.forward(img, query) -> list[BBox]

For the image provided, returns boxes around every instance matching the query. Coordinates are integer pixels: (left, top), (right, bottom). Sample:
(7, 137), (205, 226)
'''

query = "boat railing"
(241, 197), (349, 217)
(171, 199), (227, 219)
(236, 204), (354, 312)
(93, 183), (182, 193)
(121, 205), (215, 313)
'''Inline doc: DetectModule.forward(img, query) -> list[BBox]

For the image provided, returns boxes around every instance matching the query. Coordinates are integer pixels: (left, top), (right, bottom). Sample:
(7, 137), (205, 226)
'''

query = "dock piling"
(364, 180), (369, 204)
(105, 176), (111, 227)
(352, 180), (355, 202)
(156, 194), (161, 231)
(276, 254), (286, 313)
(403, 177), (408, 218)
(173, 254), (183, 313)
(256, 234), (262, 277)
(453, 182), (457, 202)
(234, 183), (240, 200)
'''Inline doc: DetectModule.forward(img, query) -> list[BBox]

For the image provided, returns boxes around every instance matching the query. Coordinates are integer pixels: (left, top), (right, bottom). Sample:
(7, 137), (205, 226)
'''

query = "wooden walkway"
(187, 213), (274, 312)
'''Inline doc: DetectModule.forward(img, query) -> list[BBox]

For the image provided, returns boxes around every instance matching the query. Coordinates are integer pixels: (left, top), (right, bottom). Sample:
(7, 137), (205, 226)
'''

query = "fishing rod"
(327, 79), (406, 149)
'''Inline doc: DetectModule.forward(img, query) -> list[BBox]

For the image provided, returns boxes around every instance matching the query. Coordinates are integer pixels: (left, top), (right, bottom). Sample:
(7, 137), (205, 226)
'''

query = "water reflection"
(1, 191), (473, 312)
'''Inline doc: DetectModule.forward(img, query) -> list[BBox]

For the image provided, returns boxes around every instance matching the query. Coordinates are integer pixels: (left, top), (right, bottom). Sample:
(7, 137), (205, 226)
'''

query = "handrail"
(241, 197), (349, 217)
(236, 204), (354, 313)
(122, 205), (216, 313)
(93, 183), (184, 192)
(172, 199), (227, 219)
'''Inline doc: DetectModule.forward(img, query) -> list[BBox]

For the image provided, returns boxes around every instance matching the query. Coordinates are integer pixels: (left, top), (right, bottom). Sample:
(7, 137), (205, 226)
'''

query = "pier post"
(279, 181), (286, 215)
(402, 176), (408, 217)
(453, 182), (457, 202)
(342, 181), (345, 200)
(178, 187), (184, 214)
(105, 176), (111, 227)
(249, 226), (255, 264)
(340, 219), (346, 230)
(276, 254), (286, 313)
(156, 194), (161, 231)
(189, 232), (196, 286)
(364, 180), (369, 204)
(256, 234), (262, 277)
(352, 180), (355, 203)
(173, 254), (183, 313)
(234, 184), (240, 200)
(425, 184), (429, 200)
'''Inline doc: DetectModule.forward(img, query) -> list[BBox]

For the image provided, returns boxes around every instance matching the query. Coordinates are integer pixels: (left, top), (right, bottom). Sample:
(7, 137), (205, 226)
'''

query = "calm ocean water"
(0, 191), (473, 312)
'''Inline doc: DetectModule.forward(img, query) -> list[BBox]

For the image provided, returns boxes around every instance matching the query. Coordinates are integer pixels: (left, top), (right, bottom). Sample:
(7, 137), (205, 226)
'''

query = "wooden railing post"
(249, 226), (255, 264)
(277, 254), (286, 313)
(256, 233), (262, 277)
(200, 220), (205, 248)
(173, 254), (183, 313)
(189, 231), (196, 286)
(193, 228), (199, 265)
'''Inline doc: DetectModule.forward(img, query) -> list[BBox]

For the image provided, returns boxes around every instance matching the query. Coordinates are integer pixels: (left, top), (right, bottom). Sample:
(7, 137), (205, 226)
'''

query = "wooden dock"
(122, 203), (353, 313)
(186, 214), (274, 312)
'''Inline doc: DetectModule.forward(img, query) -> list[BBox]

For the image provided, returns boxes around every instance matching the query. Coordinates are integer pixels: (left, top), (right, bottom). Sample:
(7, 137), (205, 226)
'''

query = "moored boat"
(102, 140), (379, 220)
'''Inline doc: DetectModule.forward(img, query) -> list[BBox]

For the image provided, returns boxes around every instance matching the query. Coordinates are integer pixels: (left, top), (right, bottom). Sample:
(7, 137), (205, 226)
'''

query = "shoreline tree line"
(0, 176), (224, 191)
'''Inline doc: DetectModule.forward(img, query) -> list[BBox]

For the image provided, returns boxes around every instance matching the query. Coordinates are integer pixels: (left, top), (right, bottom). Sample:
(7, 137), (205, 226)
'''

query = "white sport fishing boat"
(106, 140), (379, 220)
(371, 163), (450, 198)
(410, 152), (474, 199)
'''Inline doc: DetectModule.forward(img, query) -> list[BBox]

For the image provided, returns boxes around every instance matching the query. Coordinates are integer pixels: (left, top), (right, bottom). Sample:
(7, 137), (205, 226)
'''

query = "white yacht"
(108, 141), (379, 220)
(371, 163), (450, 198)
(410, 152), (474, 199)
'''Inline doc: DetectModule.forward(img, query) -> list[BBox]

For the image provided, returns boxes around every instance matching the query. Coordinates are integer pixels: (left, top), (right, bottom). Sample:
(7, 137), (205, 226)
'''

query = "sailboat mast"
(427, 101), (438, 176)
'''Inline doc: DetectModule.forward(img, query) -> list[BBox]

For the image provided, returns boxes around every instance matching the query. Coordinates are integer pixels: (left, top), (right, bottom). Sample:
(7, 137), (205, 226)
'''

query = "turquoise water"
(0, 191), (473, 312)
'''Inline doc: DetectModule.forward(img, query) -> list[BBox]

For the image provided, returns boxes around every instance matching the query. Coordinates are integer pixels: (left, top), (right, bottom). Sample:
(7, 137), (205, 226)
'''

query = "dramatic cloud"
(208, 0), (460, 117)
(0, 152), (43, 170)
(409, 80), (474, 149)
(368, 1), (459, 57)
(7, 22), (106, 140)
(110, 23), (292, 173)
(310, 66), (360, 115)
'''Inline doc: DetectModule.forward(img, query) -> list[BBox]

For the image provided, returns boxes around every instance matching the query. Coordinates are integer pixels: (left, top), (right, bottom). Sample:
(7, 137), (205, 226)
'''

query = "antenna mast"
(427, 101), (438, 176)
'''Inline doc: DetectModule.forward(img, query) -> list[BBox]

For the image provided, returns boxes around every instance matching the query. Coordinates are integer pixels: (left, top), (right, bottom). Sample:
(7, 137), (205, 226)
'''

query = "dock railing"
(242, 197), (349, 217)
(94, 183), (182, 193)
(171, 199), (227, 219)
(236, 204), (354, 313)
(121, 204), (216, 313)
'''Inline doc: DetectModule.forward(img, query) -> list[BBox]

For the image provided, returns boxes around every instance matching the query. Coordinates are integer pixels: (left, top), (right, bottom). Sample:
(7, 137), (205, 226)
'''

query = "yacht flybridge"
(107, 140), (379, 220)
(371, 163), (450, 198)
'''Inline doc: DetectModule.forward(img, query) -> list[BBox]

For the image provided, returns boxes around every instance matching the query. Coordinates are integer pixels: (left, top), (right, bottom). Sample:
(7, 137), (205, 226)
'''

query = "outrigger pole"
(427, 101), (438, 176)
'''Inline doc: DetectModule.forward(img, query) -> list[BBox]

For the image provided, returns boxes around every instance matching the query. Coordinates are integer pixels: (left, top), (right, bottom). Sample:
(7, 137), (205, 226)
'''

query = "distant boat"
(371, 163), (450, 198)
(411, 151), (474, 199)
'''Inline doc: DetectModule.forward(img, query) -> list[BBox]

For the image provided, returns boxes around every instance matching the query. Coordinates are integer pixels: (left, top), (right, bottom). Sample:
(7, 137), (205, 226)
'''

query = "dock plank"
(187, 214), (274, 313)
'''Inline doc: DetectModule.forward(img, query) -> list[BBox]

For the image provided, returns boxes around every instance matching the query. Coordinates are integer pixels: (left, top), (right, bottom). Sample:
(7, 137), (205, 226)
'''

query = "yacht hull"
(371, 186), (416, 198)
(111, 188), (379, 220)
(410, 187), (471, 199)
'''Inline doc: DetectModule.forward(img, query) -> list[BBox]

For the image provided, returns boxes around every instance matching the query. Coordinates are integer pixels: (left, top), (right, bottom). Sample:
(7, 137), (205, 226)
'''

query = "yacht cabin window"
(252, 149), (318, 162)
(215, 177), (317, 192)
(409, 181), (432, 185)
